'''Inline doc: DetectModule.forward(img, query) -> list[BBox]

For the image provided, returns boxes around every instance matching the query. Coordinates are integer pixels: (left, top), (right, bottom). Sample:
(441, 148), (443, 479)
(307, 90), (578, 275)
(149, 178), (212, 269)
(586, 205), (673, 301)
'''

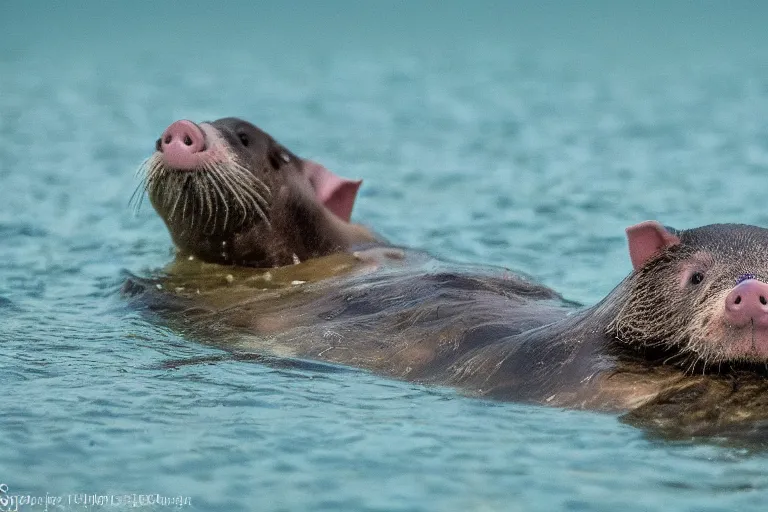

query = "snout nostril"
(760, 296), (767, 306)
(155, 138), (162, 151)
(158, 121), (205, 165)
(735, 296), (742, 305)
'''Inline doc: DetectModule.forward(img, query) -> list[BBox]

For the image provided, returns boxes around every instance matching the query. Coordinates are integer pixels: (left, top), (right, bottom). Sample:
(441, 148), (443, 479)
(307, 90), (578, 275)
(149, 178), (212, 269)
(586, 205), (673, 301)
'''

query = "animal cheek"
(702, 321), (724, 348)
(697, 291), (756, 356)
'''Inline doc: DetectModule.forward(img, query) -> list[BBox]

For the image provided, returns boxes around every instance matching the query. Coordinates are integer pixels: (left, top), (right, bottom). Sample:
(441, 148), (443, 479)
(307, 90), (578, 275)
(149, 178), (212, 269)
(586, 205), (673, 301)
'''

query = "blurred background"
(2, 2), (768, 511)
(3, 2), (768, 299)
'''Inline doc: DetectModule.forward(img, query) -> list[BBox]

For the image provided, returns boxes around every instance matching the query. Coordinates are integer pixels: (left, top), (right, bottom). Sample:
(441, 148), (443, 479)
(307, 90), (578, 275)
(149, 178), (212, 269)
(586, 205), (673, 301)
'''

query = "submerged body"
(126, 222), (768, 440)
(130, 118), (768, 440)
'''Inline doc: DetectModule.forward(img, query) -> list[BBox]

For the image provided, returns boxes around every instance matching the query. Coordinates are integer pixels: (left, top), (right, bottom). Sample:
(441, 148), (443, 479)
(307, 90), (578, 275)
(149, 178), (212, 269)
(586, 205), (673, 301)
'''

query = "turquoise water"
(2, 2), (768, 511)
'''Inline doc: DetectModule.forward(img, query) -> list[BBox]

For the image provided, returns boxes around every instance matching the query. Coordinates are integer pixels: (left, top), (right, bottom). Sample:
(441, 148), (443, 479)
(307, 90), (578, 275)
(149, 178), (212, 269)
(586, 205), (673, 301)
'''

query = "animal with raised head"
(128, 117), (768, 440)
(126, 212), (768, 440)
(136, 117), (379, 267)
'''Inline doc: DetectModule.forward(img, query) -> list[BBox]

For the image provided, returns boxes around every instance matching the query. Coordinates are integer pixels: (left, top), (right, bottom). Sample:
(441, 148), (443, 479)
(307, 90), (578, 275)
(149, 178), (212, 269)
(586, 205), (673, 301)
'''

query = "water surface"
(2, 2), (768, 511)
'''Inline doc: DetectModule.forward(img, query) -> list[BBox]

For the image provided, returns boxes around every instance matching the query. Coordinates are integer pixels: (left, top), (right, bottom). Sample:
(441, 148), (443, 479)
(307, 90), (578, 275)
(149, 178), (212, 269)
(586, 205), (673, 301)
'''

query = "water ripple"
(2, 3), (768, 510)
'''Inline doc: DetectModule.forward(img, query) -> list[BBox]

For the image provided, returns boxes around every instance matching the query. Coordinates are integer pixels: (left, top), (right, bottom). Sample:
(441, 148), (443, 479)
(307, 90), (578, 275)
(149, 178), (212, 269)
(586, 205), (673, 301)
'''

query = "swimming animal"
(125, 220), (768, 441)
(136, 117), (379, 267)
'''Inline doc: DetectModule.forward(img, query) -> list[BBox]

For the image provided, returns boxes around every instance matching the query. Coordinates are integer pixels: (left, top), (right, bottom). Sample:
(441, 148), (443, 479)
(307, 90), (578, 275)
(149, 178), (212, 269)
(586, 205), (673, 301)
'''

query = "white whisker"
(204, 163), (231, 232)
(167, 175), (187, 222)
(215, 168), (249, 226)
(136, 150), (274, 236)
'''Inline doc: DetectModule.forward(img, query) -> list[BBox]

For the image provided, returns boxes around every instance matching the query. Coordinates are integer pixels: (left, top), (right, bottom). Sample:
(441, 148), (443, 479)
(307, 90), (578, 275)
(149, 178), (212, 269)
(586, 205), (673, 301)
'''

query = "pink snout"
(724, 279), (768, 328)
(157, 120), (206, 169)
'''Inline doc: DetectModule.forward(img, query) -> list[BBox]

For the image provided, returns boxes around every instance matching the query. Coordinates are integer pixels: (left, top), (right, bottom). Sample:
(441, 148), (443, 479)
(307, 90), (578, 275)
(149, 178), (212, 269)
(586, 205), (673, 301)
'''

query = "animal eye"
(238, 133), (249, 146)
(690, 272), (704, 285)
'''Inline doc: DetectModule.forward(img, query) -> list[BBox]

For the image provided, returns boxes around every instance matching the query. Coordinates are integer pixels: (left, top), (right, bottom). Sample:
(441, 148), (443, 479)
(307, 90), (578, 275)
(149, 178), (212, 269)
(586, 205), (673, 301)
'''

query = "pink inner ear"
(302, 160), (362, 222)
(626, 220), (681, 270)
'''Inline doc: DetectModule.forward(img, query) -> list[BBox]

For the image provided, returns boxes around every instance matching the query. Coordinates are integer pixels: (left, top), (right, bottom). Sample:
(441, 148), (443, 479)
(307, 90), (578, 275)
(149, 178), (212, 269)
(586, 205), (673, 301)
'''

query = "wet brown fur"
(610, 224), (768, 369)
(125, 218), (768, 440)
(138, 118), (377, 267)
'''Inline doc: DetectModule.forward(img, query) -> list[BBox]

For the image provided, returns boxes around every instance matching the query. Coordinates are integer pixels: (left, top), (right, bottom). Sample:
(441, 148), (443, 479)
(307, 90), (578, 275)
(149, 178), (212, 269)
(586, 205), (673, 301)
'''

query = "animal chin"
(719, 323), (768, 362)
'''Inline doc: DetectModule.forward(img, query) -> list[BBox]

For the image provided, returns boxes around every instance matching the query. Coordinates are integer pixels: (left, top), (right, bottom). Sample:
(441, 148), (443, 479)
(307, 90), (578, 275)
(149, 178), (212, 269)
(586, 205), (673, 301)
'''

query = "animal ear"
(302, 160), (362, 222)
(625, 220), (681, 270)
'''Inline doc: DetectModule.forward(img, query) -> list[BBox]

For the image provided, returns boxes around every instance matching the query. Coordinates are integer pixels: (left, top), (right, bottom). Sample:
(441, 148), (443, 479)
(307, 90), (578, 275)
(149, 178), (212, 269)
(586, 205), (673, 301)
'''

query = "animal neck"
(317, 206), (379, 248)
(514, 279), (630, 349)
(444, 280), (632, 404)
(245, 196), (377, 267)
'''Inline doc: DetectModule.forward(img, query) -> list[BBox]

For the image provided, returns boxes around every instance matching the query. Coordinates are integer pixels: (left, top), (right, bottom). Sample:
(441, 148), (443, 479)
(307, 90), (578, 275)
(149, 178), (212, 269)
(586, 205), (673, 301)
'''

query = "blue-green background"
(2, 2), (768, 511)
